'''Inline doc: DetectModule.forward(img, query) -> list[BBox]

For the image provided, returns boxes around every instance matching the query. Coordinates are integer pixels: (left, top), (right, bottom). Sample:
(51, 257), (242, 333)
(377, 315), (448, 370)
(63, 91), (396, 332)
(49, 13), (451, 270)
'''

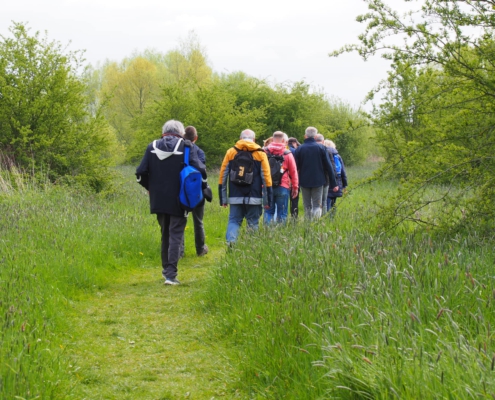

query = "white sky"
(1, 0), (399, 109)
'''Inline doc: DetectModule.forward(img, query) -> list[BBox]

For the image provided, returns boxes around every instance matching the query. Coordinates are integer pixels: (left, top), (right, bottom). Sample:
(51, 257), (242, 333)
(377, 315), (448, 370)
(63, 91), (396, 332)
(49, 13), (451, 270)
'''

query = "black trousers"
(290, 190), (299, 218)
(156, 213), (187, 280)
(181, 203), (206, 256)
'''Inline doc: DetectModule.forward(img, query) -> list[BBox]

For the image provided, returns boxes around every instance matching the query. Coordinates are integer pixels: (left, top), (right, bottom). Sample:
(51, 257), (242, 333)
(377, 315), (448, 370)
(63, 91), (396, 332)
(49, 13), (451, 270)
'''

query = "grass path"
(64, 247), (243, 400)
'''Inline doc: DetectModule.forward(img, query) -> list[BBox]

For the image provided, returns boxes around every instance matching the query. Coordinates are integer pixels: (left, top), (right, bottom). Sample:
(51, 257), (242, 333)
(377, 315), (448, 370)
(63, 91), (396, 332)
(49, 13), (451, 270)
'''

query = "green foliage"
(206, 170), (495, 399)
(90, 37), (374, 167)
(332, 1), (495, 231)
(0, 167), (157, 398)
(0, 23), (115, 191)
(129, 77), (266, 165)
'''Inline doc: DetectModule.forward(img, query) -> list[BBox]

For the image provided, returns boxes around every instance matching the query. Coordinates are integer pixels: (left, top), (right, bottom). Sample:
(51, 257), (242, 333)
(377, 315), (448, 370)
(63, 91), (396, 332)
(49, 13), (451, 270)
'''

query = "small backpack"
(229, 147), (261, 186)
(333, 154), (342, 175)
(179, 144), (204, 211)
(266, 150), (290, 187)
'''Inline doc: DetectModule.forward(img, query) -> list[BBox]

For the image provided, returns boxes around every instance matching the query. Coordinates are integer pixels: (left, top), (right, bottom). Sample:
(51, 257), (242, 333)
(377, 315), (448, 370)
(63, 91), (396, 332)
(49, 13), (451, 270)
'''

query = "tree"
(129, 77), (266, 165)
(0, 23), (115, 190)
(165, 31), (212, 87)
(101, 56), (163, 147)
(332, 0), (495, 231)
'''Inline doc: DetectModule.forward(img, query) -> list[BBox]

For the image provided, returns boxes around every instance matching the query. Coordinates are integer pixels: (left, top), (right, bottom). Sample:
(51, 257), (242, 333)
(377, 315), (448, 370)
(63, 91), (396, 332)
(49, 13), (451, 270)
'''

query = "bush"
(0, 23), (116, 191)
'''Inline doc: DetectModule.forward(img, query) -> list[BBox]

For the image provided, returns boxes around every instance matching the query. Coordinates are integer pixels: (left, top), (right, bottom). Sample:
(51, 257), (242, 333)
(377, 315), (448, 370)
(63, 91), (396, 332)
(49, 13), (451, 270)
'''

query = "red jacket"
(265, 142), (299, 192)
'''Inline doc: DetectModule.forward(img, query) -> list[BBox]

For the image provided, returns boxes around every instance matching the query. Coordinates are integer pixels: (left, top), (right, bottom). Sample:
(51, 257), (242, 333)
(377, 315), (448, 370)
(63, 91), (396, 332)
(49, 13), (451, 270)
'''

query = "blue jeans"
(264, 186), (289, 224)
(226, 204), (262, 244)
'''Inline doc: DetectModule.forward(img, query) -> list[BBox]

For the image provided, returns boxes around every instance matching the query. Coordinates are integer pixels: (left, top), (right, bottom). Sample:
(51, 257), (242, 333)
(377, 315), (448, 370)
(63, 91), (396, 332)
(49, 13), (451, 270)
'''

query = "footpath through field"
(64, 247), (242, 400)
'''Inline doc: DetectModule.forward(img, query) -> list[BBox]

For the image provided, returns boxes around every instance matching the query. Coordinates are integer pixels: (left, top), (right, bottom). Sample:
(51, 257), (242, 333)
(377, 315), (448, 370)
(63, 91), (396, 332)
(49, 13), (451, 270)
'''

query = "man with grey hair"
(136, 119), (206, 285)
(219, 129), (272, 244)
(315, 133), (330, 215)
(294, 127), (338, 219)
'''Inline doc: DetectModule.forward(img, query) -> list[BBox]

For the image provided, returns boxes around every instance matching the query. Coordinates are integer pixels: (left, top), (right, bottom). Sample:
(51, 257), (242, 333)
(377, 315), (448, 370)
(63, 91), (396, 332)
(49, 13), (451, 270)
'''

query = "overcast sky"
(1, 0), (398, 109)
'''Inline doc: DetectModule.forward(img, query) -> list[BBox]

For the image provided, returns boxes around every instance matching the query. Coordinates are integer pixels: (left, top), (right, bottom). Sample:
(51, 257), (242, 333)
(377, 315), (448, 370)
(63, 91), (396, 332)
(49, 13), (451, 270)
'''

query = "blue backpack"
(179, 145), (203, 211)
(333, 154), (342, 175)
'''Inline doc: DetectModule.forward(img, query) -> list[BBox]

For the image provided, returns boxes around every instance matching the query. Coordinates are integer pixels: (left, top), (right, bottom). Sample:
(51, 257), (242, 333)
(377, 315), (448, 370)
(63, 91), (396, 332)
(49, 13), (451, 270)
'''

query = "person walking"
(324, 139), (348, 212)
(263, 131), (298, 224)
(287, 137), (301, 218)
(136, 119), (206, 285)
(294, 127), (338, 220)
(181, 126), (209, 257)
(219, 129), (272, 244)
(315, 133), (330, 216)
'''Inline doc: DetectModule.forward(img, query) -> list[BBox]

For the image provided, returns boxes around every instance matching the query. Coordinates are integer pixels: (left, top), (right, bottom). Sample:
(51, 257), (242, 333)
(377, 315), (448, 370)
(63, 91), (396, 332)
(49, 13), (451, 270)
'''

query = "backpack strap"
(184, 144), (190, 166)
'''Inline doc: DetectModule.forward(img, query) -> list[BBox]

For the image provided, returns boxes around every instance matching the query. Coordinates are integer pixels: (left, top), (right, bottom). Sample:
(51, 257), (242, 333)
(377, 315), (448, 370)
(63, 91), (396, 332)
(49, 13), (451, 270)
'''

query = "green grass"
(2, 162), (495, 399)
(0, 167), (241, 399)
(205, 163), (495, 399)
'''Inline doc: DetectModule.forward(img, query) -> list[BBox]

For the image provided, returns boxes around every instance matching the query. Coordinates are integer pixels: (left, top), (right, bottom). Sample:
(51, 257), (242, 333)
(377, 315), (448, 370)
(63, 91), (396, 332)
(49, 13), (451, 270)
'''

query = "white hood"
(151, 138), (183, 160)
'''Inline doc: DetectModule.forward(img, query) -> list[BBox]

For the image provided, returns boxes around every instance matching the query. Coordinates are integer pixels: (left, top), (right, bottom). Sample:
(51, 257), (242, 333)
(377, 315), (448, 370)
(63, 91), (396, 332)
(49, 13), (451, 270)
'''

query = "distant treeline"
(0, 24), (373, 192)
(85, 32), (373, 166)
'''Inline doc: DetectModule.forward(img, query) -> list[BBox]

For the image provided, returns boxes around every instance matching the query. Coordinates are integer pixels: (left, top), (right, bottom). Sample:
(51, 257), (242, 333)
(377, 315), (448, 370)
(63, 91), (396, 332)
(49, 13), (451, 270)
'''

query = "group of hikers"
(136, 119), (347, 285)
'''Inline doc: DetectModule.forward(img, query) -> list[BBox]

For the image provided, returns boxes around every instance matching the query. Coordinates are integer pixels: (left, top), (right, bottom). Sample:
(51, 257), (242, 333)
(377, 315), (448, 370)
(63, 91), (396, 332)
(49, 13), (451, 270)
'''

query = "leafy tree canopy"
(0, 22), (116, 191)
(332, 0), (495, 232)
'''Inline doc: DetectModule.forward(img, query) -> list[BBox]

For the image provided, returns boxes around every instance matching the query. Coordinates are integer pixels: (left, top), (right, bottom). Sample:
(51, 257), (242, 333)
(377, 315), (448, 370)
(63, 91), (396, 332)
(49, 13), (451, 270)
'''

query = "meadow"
(1, 163), (494, 399)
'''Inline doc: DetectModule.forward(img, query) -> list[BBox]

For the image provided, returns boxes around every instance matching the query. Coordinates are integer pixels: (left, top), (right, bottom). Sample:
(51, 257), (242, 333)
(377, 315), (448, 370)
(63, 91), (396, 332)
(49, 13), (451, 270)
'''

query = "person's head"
(162, 120), (185, 137)
(324, 139), (336, 149)
(272, 131), (286, 144)
(240, 129), (255, 142)
(288, 137), (300, 148)
(315, 133), (324, 143)
(305, 126), (318, 138)
(263, 137), (273, 147)
(184, 126), (198, 142)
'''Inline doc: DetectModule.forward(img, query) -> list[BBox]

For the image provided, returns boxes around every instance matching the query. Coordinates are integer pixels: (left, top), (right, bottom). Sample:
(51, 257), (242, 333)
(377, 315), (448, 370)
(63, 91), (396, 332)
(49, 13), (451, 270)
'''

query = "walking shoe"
(197, 245), (209, 257)
(164, 278), (181, 285)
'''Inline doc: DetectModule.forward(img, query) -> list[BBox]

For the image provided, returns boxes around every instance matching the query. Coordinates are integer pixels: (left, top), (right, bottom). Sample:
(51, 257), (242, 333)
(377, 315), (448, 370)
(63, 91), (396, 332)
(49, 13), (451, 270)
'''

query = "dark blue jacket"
(136, 134), (206, 216)
(196, 146), (205, 165)
(294, 138), (337, 188)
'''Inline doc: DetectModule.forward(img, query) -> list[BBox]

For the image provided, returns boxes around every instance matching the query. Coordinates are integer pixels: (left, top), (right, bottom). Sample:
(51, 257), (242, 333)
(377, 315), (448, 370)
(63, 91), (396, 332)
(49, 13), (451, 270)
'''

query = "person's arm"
(259, 152), (273, 208)
(187, 141), (206, 180)
(322, 148), (338, 191)
(218, 150), (231, 207)
(135, 146), (150, 190)
(286, 153), (299, 198)
(340, 155), (348, 188)
(197, 147), (206, 165)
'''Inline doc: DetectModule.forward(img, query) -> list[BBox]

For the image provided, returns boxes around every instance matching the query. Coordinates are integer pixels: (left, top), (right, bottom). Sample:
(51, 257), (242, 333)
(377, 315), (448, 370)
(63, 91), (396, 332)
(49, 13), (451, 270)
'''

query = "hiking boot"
(164, 278), (181, 286)
(197, 245), (209, 257)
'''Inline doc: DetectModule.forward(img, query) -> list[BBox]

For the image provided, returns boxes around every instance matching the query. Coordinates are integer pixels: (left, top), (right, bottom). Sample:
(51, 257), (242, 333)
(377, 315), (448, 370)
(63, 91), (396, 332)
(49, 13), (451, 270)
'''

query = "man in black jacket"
(136, 120), (206, 285)
(294, 127), (338, 220)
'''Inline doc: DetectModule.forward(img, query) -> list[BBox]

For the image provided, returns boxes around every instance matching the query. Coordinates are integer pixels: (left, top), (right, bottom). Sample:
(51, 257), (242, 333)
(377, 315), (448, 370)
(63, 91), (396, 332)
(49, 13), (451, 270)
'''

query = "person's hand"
(332, 186), (339, 193)
(291, 187), (298, 199)
(222, 204), (228, 208)
(264, 205), (270, 209)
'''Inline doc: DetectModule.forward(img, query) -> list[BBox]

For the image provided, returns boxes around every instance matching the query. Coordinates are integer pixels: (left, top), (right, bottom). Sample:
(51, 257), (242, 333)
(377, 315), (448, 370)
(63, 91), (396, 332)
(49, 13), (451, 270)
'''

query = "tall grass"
(205, 162), (495, 399)
(0, 166), (156, 398)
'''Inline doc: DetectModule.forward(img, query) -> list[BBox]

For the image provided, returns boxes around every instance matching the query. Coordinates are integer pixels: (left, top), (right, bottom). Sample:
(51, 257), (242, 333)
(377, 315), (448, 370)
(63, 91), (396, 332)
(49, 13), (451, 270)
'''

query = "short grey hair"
(162, 120), (185, 136)
(272, 131), (286, 143)
(240, 129), (255, 141)
(324, 139), (336, 149)
(305, 126), (318, 138)
(315, 133), (324, 142)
